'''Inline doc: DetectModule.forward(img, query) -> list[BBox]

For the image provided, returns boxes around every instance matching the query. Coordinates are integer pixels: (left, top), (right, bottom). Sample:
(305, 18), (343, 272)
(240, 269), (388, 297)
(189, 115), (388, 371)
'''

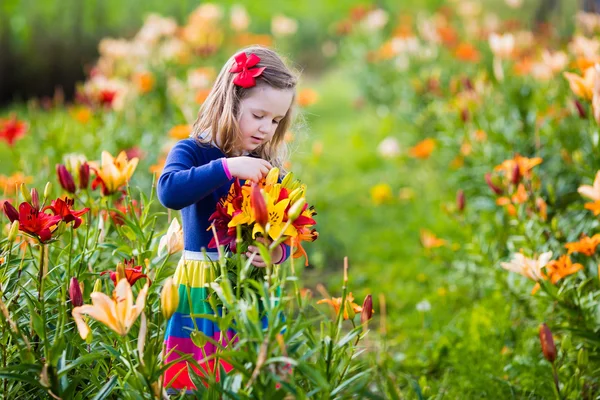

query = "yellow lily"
(563, 67), (595, 100)
(252, 193), (296, 240)
(72, 278), (149, 340)
(91, 151), (139, 195)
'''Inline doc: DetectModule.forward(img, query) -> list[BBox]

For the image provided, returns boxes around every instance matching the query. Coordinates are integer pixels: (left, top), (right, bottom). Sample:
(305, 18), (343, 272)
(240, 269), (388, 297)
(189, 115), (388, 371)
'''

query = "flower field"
(2, 1), (600, 398)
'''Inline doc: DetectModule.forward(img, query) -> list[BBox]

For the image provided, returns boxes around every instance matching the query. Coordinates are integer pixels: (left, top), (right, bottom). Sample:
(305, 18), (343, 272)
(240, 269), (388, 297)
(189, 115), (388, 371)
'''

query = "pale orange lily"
(563, 66), (595, 100)
(91, 151), (139, 195)
(168, 125), (192, 140)
(501, 251), (552, 294)
(72, 278), (149, 339)
(578, 170), (600, 201)
(420, 229), (446, 249)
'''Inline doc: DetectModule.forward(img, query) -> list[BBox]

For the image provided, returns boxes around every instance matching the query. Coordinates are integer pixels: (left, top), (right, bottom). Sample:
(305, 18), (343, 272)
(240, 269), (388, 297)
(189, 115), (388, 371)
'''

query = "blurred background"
(0, 0), (584, 107)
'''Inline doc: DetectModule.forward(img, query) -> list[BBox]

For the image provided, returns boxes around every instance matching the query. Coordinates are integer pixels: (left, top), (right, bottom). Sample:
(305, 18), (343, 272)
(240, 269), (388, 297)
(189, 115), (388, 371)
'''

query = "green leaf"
(91, 376), (118, 400)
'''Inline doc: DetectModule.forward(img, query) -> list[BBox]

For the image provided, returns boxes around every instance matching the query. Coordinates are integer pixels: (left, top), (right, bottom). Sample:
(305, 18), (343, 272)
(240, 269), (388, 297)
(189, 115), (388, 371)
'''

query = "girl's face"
(237, 85), (294, 153)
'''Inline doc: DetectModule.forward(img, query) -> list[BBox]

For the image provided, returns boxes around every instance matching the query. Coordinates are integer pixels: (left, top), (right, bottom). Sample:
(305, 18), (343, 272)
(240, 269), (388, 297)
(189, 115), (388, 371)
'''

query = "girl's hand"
(246, 237), (283, 268)
(226, 157), (272, 183)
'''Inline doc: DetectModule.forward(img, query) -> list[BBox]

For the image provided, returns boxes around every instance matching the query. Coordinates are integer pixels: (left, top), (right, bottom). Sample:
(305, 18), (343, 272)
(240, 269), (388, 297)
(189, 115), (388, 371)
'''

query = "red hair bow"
(230, 52), (265, 88)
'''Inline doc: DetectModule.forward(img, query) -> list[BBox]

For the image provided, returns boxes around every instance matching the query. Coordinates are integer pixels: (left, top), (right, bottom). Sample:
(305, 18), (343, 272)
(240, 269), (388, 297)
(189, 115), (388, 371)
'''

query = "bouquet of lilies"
(208, 167), (318, 285)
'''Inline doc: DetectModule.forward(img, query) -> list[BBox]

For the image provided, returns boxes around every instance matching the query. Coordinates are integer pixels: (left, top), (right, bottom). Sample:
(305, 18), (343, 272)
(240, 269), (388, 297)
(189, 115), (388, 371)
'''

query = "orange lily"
(409, 138), (435, 159)
(317, 292), (362, 320)
(545, 255), (583, 284)
(494, 155), (542, 180)
(565, 234), (600, 256)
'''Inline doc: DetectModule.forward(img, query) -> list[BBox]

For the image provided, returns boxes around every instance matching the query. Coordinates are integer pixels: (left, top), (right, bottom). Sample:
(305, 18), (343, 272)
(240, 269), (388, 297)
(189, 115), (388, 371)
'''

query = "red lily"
(208, 202), (236, 248)
(0, 116), (28, 146)
(101, 258), (150, 286)
(43, 197), (90, 228)
(4, 201), (62, 243)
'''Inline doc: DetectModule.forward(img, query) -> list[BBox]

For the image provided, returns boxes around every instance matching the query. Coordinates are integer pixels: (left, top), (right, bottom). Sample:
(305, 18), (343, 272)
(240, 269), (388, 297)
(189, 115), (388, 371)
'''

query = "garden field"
(1, 1), (599, 398)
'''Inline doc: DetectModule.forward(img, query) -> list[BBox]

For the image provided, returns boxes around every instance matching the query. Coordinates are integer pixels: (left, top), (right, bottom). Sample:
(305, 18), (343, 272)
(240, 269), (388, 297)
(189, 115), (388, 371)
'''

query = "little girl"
(157, 46), (298, 392)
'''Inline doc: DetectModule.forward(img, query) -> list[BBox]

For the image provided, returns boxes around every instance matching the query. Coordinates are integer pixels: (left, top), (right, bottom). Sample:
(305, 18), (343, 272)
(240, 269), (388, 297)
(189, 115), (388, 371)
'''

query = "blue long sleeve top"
(157, 138), (290, 262)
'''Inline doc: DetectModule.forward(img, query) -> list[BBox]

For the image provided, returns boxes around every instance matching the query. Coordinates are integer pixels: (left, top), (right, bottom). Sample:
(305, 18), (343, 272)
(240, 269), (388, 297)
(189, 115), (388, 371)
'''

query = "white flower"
(230, 5), (250, 31)
(271, 14), (298, 37)
(362, 9), (388, 32)
(135, 14), (178, 45)
(377, 137), (401, 158)
(158, 218), (184, 256)
(505, 0), (523, 8)
(500, 251), (553, 281)
(416, 300), (431, 312)
(488, 33), (514, 59)
(541, 50), (568, 74)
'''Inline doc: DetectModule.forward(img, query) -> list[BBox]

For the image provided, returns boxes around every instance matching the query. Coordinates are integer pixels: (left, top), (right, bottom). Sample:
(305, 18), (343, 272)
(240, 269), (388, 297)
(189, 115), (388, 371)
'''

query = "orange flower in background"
(235, 32), (273, 47)
(133, 71), (155, 94)
(455, 42), (480, 62)
(0, 173), (33, 195)
(545, 255), (583, 284)
(297, 88), (319, 107)
(514, 58), (533, 76)
(195, 88), (211, 104)
(69, 106), (92, 124)
(437, 25), (457, 46)
(149, 157), (166, 178)
(473, 129), (487, 142)
(494, 154), (542, 180)
(536, 197), (548, 221)
(317, 292), (362, 320)
(409, 138), (436, 159)
(565, 234), (600, 256)
(584, 201), (600, 215)
(168, 125), (192, 140)
(0, 116), (28, 146)
(420, 229), (446, 249)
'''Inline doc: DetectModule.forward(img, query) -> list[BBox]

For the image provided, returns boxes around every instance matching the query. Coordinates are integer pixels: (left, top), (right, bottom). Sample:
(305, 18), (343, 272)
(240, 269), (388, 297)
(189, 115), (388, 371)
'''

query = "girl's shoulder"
(170, 137), (226, 161)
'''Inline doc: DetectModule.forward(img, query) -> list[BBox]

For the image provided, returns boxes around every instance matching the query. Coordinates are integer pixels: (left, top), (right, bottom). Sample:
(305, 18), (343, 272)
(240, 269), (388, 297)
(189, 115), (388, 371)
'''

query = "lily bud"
(161, 277), (179, 320)
(288, 198), (306, 222)
(539, 323), (556, 363)
(281, 172), (295, 188)
(574, 99), (586, 119)
(30, 188), (39, 210)
(116, 262), (126, 283)
(456, 190), (465, 212)
(56, 164), (76, 193)
(485, 173), (503, 195)
(7, 221), (19, 242)
(250, 184), (268, 227)
(265, 167), (280, 186)
(360, 294), (373, 324)
(511, 164), (521, 185)
(79, 162), (90, 189)
(20, 183), (32, 203)
(43, 182), (52, 201)
(3, 202), (19, 222)
(69, 277), (83, 307)
(460, 108), (469, 122)
(92, 278), (102, 293)
(577, 348), (588, 368)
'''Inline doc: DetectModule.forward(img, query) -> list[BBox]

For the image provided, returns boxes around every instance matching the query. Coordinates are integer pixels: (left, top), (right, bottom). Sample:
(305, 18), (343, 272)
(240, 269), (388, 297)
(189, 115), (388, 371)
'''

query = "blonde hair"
(191, 46), (298, 170)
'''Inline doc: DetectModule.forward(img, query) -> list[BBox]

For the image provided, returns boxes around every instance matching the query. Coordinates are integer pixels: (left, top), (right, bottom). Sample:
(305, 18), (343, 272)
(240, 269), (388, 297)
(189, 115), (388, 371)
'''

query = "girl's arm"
(157, 140), (231, 210)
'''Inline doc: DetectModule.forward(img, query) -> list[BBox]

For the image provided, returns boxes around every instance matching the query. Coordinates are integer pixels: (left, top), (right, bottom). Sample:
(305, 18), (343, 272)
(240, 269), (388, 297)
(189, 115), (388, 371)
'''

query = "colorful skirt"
(163, 251), (235, 392)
